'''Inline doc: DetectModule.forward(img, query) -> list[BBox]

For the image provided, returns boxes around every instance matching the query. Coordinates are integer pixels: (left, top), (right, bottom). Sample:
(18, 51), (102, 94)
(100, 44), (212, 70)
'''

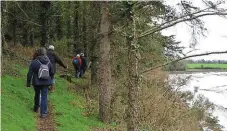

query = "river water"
(169, 72), (227, 131)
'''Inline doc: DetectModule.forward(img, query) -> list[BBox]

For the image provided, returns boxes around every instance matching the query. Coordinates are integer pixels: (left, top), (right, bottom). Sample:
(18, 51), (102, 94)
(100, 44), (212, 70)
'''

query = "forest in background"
(2, 1), (227, 131)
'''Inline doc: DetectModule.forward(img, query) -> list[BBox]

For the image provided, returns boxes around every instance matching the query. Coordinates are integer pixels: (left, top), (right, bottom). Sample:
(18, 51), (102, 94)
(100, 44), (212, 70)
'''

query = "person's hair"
(36, 47), (47, 56)
(32, 51), (38, 60)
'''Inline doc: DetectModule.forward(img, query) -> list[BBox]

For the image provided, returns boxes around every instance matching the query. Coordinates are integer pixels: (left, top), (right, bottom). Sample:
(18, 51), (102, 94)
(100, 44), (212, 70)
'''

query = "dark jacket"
(72, 57), (81, 70)
(80, 56), (87, 70)
(27, 56), (54, 87)
(47, 49), (66, 74)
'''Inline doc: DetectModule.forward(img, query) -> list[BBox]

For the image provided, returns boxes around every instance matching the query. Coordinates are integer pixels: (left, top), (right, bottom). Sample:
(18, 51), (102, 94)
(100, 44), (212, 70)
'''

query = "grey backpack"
(36, 60), (50, 79)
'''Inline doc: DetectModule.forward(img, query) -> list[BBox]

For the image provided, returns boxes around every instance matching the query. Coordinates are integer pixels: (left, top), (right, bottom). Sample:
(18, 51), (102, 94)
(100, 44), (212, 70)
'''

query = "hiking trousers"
(34, 85), (49, 115)
(73, 63), (81, 78)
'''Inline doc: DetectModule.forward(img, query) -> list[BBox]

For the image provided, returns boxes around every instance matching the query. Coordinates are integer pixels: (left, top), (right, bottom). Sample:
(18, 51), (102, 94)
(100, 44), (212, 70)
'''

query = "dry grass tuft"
(139, 69), (200, 131)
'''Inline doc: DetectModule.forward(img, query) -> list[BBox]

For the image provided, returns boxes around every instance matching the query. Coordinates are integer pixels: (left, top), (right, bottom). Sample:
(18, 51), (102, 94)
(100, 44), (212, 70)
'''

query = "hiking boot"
(49, 85), (54, 93)
(40, 114), (47, 118)
(33, 107), (39, 113)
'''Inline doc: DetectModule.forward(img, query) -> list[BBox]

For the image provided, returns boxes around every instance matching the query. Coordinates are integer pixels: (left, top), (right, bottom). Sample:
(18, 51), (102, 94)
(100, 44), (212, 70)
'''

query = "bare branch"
(141, 50), (227, 74)
(156, 0), (223, 30)
(184, 48), (200, 55)
(157, 6), (212, 30)
(4, 10), (41, 27)
(21, 19), (42, 27)
(14, 1), (30, 18)
(139, 12), (227, 38)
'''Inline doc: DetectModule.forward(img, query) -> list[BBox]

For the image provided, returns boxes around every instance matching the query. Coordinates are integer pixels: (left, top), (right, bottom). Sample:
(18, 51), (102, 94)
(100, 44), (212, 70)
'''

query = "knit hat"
(48, 45), (54, 50)
(80, 53), (84, 57)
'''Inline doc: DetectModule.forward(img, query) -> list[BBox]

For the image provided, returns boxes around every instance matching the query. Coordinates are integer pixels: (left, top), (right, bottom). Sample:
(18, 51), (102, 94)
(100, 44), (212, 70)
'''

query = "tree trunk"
(11, 4), (17, 46)
(21, 2), (29, 46)
(66, 2), (72, 53)
(40, 1), (51, 47)
(2, 1), (9, 48)
(82, 3), (88, 56)
(90, 35), (99, 87)
(127, 37), (139, 131)
(66, 19), (72, 39)
(12, 21), (17, 46)
(66, 1), (72, 40)
(56, 2), (63, 41)
(126, 3), (140, 131)
(73, 2), (79, 53)
(56, 16), (62, 40)
(22, 27), (29, 46)
(99, 1), (112, 123)
(90, 1), (101, 87)
(29, 31), (34, 46)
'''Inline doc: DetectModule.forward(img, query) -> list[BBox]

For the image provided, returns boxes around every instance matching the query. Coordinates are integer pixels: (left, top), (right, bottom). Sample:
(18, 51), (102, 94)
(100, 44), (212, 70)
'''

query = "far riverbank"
(168, 69), (227, 74)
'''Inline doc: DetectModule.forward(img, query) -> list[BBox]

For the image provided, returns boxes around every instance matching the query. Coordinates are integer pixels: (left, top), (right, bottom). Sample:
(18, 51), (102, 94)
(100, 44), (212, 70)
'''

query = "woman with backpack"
(26, 47), (54, 118)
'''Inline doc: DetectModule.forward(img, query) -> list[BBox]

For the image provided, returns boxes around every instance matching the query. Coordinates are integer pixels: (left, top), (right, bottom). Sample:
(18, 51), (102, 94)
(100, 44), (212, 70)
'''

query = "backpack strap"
(36, 59), (49, 65)
(36, 59), (42, 65)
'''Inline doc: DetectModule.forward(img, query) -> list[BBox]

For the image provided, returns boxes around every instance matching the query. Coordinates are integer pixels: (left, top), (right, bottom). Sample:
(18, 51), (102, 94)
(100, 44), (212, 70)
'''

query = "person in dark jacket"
(72, 54), (82, 78)
(47, 45), (67, 92)
(80, 53), (87, 77)
(27, 47), (54, 118)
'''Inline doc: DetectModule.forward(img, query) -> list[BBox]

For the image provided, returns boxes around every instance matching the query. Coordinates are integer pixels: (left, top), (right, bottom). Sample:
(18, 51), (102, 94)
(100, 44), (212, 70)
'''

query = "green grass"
(187, 63), (227, 69)
(2, 65), (104, 131)
(1, 68), (36, 131)
(50, 76), (104, 131)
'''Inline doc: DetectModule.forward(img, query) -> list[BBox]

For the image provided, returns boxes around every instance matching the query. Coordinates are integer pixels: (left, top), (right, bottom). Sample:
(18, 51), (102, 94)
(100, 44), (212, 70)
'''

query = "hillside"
(3, 45), (226, 131)
(1, 46), (105, 131)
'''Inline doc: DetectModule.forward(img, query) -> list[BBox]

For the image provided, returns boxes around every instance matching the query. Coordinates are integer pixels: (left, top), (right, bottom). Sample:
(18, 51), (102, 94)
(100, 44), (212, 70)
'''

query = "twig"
(4, 9), (41, 27)
(184, 49), (200, 55)
(21, 19), (42, 27)
(13, 1), (30, 18)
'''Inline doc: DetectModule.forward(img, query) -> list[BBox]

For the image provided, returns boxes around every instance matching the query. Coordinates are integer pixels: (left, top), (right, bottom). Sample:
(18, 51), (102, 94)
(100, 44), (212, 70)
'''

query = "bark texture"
(99, 1), (112, 124)
(126, 4), (140, 131)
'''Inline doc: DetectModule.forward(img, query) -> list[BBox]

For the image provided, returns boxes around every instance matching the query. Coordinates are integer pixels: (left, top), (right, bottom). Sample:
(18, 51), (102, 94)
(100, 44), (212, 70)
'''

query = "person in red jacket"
(72, 54), (82, 78)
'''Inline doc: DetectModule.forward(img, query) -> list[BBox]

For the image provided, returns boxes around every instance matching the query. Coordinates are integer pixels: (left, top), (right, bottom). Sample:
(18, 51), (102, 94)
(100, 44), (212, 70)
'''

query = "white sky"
(162, 0), (227, 60)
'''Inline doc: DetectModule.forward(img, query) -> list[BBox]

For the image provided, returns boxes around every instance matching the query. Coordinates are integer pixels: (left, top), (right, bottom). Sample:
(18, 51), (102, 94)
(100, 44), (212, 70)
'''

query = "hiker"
(26, 47), (54, 118)
(72, 54), (82, 78)
(80, 53), (87, 77)
(47, 45), (68, 92)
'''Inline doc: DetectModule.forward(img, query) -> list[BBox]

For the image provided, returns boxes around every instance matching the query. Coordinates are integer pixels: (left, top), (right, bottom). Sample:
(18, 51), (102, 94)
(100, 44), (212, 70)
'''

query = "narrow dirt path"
(37, 102), (56, 131)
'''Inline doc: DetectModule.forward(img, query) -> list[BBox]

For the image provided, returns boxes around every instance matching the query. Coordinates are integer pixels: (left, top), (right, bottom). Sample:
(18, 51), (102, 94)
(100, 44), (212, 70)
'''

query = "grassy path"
(37, 103), (56, 131)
